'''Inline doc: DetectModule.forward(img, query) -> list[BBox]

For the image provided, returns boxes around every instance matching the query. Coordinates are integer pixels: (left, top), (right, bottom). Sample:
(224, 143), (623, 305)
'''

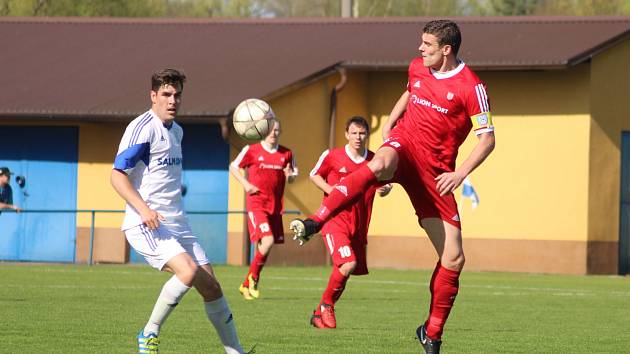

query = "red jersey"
(232, 143), (295, 214)
(310, 146), (377, 243)
(395, 57), (494, 171)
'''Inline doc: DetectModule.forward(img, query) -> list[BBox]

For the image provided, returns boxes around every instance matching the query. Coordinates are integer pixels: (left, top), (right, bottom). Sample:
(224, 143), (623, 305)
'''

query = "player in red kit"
(230, 119), (297, 300)
(290, 20), (495, 353)
(306, 116), (392, 329)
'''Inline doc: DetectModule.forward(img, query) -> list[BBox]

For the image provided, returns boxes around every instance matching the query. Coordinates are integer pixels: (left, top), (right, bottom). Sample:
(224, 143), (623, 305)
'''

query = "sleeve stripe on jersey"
(231, 145), (250, 168)
(114, 142), (150, 170)
(128, 112), (152, 148)
(309, 149), (330, 177)
(474, 84), (490, 113)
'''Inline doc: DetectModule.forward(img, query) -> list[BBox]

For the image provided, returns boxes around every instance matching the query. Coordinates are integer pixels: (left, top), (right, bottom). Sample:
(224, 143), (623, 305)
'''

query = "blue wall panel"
(129, 123), (229, 264)
(0, 126), (78, 262)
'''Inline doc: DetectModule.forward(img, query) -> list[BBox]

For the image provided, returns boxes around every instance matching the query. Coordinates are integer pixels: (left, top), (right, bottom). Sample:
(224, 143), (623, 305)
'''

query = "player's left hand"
(284, 165), (297, 183)
(435, 171), (465, 196)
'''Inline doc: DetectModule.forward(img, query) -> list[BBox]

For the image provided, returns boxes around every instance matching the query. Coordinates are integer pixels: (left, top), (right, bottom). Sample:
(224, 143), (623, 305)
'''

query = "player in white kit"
(111, 69), (245, 354)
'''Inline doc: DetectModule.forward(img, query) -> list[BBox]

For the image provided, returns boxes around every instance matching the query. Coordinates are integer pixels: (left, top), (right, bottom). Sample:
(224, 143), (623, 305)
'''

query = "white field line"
(1, 270), (629, 297)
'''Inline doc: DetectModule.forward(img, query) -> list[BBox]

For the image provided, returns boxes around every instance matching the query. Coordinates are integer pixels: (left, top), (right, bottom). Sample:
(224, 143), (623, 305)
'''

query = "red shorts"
(321, 226), (368, 276)
(381, 133), (461, 229)
(247, 211), (285, 244)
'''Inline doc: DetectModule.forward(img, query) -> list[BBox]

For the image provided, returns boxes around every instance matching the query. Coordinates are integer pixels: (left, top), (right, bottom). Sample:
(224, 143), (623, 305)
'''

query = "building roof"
(2, 16), (629, 120)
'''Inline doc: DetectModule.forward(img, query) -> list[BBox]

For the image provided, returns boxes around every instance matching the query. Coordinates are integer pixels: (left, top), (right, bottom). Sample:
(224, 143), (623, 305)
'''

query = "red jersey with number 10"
(396, 57), (494, 171)
(232, 143), (295, 214)
(310, 146), (377, 243)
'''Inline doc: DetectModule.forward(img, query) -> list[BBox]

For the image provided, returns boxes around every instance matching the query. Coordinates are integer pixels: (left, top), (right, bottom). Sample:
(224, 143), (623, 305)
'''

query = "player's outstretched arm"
(382, 90), (409, 140)
(229, 164), (259, 195)
(435, 131), (495, 196)
(110, 169), (164, 229)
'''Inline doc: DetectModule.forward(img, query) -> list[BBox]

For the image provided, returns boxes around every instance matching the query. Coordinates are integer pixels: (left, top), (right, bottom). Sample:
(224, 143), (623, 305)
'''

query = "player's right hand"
(245, 184), (260, 195)
(141, 209), (165, 230)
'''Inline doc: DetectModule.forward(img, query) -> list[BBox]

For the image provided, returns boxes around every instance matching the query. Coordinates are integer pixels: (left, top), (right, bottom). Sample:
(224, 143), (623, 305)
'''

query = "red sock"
(243, 249), (267, 286)
(248, 249), (268, 281)
(425, 263), (460, 340)
(312, 165), (377, 223)
(427, 261), (441, 315)
(316, 267), (349, 314)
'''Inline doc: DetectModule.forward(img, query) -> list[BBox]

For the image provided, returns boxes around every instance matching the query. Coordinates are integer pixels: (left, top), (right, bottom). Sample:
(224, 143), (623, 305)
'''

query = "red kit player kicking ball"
(230, 119), (297, 300)
(303, 116), (392, 329)
(290, 20), (495, 353)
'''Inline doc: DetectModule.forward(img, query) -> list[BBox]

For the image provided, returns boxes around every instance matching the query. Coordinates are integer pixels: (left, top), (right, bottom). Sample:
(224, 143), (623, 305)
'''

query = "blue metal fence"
(0, 209), (300, 265)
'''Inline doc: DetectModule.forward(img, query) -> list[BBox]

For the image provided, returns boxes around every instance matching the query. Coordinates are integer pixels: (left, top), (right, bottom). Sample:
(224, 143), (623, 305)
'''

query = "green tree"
(0, 0), (166, 17)
(1, 0), (629, 18)
(355, 0), (466, 17)
(471, 0), (630, 16)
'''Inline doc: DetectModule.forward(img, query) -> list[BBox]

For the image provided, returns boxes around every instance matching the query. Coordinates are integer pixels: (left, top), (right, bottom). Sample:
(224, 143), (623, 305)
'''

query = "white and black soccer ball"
(232, 98), (275, 141)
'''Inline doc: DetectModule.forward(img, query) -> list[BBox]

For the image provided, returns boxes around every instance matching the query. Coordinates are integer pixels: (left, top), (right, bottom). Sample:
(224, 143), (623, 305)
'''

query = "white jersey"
(114, 110), (185, 230)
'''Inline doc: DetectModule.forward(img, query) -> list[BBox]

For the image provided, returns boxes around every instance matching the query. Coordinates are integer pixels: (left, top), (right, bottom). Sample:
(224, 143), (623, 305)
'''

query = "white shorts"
(125, 220), (209, 270)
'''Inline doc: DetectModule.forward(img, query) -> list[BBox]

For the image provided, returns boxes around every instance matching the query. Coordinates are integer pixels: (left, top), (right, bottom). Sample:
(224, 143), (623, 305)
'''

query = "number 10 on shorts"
(338, 245), (352, 258)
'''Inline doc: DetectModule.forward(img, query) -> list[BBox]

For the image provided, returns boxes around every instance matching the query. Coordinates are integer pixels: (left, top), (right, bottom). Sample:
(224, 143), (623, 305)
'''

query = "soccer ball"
(232, 98), (275, 141)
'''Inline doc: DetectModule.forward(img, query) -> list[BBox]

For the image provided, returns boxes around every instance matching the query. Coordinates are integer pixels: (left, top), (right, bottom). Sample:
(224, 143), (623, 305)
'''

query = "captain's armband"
(471, 112), (494, 135)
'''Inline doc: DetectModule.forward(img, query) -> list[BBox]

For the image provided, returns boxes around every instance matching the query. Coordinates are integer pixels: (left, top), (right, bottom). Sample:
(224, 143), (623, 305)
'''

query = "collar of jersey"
(345, 144), (367, 164)
(147, 109), (173, 130)
(260, 141), (278, 153)
(431, 60), (465, 80)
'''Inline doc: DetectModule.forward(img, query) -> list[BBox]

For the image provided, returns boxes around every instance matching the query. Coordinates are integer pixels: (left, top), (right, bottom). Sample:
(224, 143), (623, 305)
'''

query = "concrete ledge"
(367, 235), (619, 275)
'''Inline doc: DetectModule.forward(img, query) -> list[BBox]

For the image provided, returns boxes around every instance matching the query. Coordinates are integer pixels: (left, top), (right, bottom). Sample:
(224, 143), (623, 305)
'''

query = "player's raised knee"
(368, 155), (396, 180)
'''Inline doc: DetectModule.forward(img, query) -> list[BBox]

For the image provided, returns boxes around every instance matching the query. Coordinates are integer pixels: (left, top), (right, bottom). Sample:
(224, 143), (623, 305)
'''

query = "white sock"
(144, 275), (191, 336)
(204, 297), (244, 354)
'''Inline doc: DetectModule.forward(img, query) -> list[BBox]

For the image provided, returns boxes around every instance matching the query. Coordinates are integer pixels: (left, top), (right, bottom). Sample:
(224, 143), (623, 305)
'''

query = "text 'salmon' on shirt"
(113, 110), (185, 231)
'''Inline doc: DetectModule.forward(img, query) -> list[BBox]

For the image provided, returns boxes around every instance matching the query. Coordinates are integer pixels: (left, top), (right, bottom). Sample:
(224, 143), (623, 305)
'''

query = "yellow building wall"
(589, 39), (630, 243)
(76, 122), (126, 229)
(461, 67), (591, 242)
(334, 71), (369, 148)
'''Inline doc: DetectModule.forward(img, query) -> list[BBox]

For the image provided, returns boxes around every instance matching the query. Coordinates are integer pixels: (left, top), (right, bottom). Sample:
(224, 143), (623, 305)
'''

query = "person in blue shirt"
(0, 167), (20, 212)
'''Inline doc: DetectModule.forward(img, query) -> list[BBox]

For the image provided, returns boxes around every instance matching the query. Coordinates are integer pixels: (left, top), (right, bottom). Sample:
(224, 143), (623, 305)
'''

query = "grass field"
(0, 263), (628, 353)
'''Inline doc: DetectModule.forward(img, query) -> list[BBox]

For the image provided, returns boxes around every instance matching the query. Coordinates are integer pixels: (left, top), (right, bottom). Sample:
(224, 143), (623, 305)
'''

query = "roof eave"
(0, 112), (228, 123)
(567, 28), (630, 66)
(340, 61), (571, 71)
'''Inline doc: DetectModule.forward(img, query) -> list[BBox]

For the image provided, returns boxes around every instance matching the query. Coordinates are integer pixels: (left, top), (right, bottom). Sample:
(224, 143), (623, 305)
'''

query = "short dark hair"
(345, 116), (369, 134)
(423, 20), (462, 56)
(151, 68), (186, 92)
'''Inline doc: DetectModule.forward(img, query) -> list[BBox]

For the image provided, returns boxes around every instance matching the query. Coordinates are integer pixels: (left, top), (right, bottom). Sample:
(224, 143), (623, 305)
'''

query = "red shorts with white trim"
(247, 211), (285, 244)
(321, 226), (368, 276)
(381, 133), (461, 229)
